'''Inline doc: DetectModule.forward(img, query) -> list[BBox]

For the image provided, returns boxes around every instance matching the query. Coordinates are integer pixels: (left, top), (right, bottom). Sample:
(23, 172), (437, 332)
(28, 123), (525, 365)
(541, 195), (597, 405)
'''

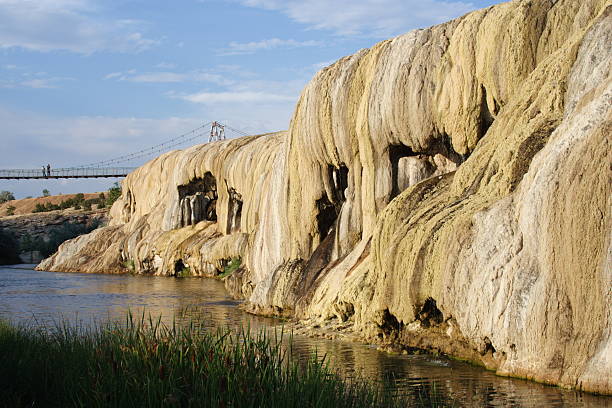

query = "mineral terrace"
(39, 0), (612, 394)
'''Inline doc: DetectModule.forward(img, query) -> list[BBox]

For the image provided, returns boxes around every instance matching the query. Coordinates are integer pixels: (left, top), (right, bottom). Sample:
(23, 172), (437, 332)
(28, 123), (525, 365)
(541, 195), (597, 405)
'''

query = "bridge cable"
(70, 121), (252, 169)
(72, 122), (211, 168)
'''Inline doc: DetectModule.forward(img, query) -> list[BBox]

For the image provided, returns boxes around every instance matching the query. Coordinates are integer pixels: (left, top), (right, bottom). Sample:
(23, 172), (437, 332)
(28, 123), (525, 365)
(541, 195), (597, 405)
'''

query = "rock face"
(38, 0), (611, 394)
(1, 210), (108, 263)
(0, 210), (107, 241)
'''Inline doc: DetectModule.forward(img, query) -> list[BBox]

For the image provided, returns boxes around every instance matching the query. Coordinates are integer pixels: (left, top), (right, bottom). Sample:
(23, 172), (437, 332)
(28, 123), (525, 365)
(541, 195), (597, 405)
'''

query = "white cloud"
(0, 0), (160, 53)
(156, 62), (177, 69)
(103, 69), (233, 86)
(128, 72), (187, 83)
(0, 70), (74, 89)
(19, 78), (60, 89)
(180, 91), (296, 104)
(104, 72), (123, 80)
(219, 38), (323, 55)
(173, 76), (305, 107)
(238, 0), (476, 37)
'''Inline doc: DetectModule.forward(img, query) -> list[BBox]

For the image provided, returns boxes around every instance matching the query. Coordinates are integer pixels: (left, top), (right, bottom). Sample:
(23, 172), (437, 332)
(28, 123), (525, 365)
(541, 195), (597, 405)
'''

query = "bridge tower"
(209, 121), (226, 142)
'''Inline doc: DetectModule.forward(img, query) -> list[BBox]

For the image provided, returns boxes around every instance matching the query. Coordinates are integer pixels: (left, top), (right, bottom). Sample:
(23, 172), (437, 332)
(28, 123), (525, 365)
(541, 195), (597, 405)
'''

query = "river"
(0, 265), (609, 407)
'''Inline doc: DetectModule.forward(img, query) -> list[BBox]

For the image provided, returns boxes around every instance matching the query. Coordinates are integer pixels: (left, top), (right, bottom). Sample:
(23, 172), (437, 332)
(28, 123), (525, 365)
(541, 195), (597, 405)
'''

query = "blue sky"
(1, 0), (501, 199)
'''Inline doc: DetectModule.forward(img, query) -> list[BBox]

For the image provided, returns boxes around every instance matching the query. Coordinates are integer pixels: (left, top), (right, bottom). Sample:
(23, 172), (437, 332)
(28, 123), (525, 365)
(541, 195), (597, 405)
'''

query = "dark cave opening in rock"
(328, 164), (349, 203)
(389, 143), (416, 199)
(378, 308), (402, 337)
(480, 336), (496, 356)
(436, 132), (467, 164)
(316, 164), (349, 241)
(388, 135), (473, 200)
(225, 184), (243, 234)
(176, 172), (217, 228)
(316, 196), (337, 242)
(478, 84), (497, 140)
(417, 297), (444, 328)
(174, 259), (186, 276)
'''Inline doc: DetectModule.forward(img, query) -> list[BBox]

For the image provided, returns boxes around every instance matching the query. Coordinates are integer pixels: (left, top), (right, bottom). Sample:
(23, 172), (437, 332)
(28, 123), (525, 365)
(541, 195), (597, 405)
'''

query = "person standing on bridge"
(42, 166), (46, 178)
(47, 164), (51, 178)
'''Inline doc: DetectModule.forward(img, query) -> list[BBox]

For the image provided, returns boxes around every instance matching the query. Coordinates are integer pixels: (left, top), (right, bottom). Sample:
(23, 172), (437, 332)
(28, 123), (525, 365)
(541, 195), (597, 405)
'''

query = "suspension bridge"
(0, 121), (250, 180)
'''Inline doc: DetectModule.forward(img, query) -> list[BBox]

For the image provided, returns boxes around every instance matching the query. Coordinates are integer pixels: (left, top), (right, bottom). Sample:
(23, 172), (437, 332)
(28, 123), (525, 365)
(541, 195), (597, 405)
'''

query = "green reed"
(0, 313), (420, 408)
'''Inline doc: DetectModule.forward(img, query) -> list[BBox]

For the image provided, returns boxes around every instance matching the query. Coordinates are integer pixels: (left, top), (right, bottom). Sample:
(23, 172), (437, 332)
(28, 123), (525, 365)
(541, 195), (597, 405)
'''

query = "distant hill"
(0, 193), (104, 217)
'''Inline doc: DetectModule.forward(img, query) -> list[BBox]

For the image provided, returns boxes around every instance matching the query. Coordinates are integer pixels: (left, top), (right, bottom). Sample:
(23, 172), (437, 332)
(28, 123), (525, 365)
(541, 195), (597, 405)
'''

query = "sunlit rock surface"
(38, 0), (611, 394)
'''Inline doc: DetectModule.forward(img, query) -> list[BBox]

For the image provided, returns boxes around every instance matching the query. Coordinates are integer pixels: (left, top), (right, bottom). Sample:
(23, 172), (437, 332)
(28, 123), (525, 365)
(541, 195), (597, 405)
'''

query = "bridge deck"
(0, 167), (136, 180)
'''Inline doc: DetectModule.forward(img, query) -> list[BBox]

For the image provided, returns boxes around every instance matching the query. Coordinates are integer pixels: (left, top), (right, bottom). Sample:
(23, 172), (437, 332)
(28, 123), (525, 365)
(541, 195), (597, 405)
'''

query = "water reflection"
(0, 266), (609, 407)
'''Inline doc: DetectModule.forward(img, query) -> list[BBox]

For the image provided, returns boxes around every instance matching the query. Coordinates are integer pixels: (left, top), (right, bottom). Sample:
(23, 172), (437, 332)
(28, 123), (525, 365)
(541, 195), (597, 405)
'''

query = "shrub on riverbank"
(0, 315), (416, 407)
(221, 257), (242, 277)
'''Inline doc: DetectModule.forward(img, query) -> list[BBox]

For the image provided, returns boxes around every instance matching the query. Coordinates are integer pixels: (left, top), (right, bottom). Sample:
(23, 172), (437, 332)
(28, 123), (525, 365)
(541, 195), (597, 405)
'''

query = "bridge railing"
(0, 167), (137, 179)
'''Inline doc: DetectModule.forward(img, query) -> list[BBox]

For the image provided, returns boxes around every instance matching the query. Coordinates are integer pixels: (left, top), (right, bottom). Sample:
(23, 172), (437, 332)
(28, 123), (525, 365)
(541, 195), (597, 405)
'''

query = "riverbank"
(2, 266), (609, 406)
(0, 314), (432, 408)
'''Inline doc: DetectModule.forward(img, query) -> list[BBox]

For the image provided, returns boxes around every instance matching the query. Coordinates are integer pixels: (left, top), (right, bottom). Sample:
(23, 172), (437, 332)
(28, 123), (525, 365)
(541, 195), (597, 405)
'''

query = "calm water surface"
(1, 265), (609, 407)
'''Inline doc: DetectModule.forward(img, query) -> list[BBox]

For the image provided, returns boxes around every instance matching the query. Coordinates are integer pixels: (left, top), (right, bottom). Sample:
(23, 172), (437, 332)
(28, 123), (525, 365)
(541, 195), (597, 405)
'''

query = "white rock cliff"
(39, 0), (611, 394)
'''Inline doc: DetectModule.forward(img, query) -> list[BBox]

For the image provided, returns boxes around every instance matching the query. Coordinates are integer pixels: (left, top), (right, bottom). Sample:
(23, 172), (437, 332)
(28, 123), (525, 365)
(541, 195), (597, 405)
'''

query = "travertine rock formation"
(39, 0), (611, 394)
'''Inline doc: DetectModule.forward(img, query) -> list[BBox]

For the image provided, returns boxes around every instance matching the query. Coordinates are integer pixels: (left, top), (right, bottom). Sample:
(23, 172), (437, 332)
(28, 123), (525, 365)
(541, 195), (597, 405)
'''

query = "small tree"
(42, 189), (50, 197)
(59, 198), (73, 210)
(5, 205), (16, 216)
(33, 203), (46, 213)
(0, 191), (15, 204)
(106, 182), (122, 206)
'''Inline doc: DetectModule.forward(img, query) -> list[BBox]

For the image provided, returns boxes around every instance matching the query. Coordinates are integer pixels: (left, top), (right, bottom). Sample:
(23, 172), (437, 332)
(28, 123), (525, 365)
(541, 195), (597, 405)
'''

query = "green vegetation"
(0, 190), (15, 204)
(0, 315), (422, 407)
(28, 185), (120, 214)
(0, 228), (20, 265)
(19, 220), (102, 258)
(123, 259), (136, 273)
(106, 182), (122, 207)
(33, 194), (105, 213)
(176, 266), (192, 278)
(33, 202), (56, 212)
(5, 205), (16, 216)
(221, 257), (242, 278)
(42, 189), (50, 197)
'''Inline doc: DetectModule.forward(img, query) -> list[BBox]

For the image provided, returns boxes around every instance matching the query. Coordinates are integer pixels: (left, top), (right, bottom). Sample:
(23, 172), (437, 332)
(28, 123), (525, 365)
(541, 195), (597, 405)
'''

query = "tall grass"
(0, 314), (416, 408)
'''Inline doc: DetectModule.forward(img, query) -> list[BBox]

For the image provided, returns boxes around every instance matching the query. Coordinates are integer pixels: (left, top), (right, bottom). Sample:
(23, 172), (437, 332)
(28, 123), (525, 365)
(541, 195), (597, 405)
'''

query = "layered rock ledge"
(39, 0), (611, 394)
